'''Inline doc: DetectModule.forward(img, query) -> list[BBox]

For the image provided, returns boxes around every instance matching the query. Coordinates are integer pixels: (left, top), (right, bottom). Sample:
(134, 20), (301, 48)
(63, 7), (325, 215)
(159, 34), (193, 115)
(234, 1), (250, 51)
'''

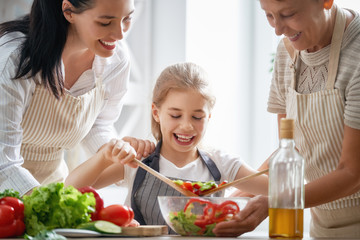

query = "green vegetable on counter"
(77, 220), (122, 234)
(0, 189), (22, 200)
(23, 182), (95, 236)
(25, 230), (67, 240)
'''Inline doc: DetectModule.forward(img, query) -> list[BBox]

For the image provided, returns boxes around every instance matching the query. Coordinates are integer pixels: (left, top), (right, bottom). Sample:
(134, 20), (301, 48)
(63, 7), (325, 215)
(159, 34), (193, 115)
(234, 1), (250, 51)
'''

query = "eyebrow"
(168, 108), (205, 113)
(98, 10), (135, 19)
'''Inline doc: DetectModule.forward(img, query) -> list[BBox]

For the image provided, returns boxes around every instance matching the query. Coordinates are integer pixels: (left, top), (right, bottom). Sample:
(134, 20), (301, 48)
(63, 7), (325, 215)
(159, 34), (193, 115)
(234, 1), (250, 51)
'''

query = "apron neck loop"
(326, 6), (346, 90)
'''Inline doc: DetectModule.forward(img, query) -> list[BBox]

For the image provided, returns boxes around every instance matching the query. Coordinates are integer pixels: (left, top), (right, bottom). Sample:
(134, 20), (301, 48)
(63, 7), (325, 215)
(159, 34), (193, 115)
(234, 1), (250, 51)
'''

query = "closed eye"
(171, 115), (181, 119)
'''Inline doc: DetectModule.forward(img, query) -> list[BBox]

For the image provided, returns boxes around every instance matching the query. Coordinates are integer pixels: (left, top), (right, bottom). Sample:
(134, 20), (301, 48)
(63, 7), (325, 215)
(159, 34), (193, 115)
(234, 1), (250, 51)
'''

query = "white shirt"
(0, 32), (131, 194)
(120, 148), (243, 206)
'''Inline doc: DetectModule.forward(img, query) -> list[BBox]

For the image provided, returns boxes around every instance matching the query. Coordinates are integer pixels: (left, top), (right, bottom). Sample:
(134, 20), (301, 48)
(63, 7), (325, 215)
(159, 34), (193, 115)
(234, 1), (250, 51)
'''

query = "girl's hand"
(103, 139), (137, 168)
(122, 136), (155, 159)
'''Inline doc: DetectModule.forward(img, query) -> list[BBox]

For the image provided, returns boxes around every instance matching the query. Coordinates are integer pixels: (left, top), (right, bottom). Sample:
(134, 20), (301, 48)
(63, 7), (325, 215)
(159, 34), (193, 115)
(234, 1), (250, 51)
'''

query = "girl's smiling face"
(260, 0), (334, 52)
(152, 88), (211, 161)
(63, 0), (135, 57)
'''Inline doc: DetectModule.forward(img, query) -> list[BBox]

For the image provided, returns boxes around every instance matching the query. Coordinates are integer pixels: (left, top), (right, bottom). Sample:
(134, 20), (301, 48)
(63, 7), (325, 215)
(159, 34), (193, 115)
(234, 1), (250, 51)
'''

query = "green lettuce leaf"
(23, 182), (95, 236)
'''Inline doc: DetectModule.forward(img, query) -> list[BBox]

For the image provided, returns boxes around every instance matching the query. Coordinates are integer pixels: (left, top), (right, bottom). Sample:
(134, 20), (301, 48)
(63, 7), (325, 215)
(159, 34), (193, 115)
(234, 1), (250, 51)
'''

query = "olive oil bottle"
(269, 118), (304, 238)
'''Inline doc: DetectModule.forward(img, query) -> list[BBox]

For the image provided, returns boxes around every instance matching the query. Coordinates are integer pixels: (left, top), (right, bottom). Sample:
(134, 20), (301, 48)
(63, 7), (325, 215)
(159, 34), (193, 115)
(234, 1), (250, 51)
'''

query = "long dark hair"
(0, 0), (94, 99)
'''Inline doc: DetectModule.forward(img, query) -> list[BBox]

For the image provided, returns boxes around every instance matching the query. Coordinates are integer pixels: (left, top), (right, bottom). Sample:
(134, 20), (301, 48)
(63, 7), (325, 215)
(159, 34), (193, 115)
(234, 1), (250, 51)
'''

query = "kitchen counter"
(63, 236), (357, 240)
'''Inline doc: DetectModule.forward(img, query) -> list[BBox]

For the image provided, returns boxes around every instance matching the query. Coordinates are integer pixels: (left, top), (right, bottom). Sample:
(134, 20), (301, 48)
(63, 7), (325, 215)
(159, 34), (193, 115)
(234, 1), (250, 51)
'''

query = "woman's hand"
(212, 195), (268, 237)
(122, 136), (155, 159)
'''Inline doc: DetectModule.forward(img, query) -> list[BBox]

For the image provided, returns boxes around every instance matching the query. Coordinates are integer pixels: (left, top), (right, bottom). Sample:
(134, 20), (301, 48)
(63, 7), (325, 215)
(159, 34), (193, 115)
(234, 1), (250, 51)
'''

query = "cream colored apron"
(20, 76), (106, 184)
(284, 7), (360, 238)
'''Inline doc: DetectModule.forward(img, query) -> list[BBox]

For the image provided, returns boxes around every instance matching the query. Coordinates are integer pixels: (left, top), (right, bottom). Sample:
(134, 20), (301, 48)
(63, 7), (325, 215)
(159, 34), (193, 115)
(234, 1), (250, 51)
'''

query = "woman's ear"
(152, 103), (160, 122)
(323, 0), (334, 10)
(62, 0), (75, 23)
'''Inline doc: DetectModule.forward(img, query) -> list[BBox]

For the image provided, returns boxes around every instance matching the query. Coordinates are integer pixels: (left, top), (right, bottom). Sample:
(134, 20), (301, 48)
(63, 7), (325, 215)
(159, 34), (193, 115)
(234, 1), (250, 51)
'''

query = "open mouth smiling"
(174, 133), (194, 143)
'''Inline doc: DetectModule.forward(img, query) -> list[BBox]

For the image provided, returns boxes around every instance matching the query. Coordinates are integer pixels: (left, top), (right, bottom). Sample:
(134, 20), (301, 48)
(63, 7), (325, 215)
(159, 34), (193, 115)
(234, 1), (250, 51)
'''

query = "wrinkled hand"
(102, 139), (137, 167)
(212, 195), (268, 237)
(122, 136), (155, 159)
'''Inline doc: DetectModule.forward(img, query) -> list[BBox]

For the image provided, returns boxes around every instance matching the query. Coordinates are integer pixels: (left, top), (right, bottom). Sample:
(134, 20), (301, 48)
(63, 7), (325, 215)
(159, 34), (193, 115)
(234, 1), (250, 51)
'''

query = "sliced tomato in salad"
(169, 198), (240, 236)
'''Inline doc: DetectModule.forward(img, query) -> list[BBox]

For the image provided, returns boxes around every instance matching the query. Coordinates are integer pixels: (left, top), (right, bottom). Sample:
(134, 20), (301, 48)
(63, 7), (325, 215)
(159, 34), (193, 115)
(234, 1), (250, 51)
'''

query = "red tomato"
(181, 182), (194, 192)
(78, 186), (104, 220)
(0, 205), (15, 225)
(99, 204), (133, 227)
(0, 197), (25, 220)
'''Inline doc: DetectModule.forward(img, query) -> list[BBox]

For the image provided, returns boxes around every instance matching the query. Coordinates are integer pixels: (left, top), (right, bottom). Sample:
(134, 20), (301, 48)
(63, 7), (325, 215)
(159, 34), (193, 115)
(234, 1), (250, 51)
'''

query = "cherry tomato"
(99, 204), (133, 227)
(78, 186), (104, 220)
(0, 205), (15, 225)
(0, 197), (25, 220)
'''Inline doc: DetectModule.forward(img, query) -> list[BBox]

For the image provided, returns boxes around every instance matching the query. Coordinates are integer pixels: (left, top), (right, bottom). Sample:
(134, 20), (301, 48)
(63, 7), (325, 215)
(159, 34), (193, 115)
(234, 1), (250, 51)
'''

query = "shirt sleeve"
(207, 148), (243, 183)
(0, 40), (39, 195)
(81, 41), (131, 154)
(267, 39), (293, 114)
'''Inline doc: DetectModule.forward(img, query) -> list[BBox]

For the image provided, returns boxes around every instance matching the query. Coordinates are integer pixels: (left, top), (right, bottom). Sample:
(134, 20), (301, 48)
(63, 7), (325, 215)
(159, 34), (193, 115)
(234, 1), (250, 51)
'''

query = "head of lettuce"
(23, 182), (95, 236)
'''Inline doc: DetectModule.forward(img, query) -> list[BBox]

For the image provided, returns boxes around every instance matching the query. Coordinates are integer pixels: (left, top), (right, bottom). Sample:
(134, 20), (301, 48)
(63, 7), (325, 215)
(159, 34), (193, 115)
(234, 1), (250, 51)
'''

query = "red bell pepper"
(0, 197), (25, 238)
(78, 186), (104, 221)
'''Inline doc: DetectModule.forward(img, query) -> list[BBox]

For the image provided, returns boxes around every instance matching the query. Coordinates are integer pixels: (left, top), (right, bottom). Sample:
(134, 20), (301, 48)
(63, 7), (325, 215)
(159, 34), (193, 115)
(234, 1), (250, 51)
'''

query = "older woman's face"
(260, 0), (331, 52)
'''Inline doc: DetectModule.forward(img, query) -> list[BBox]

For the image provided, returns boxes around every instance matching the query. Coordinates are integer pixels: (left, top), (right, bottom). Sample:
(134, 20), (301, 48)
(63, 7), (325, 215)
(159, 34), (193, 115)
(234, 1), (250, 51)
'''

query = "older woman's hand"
(212, 195), (268, 237)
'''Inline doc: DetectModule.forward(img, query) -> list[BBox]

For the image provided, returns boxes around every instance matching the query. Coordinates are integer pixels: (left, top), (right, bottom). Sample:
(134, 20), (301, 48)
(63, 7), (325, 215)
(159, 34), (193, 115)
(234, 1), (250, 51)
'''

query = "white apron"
(20, 76), (106, 184)
(283, 7), (360, 238)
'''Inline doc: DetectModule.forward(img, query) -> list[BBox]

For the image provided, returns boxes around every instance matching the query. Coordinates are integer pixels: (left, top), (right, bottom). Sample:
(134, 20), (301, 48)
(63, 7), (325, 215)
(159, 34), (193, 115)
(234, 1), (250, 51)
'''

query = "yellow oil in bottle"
(269, 208), (303, 239)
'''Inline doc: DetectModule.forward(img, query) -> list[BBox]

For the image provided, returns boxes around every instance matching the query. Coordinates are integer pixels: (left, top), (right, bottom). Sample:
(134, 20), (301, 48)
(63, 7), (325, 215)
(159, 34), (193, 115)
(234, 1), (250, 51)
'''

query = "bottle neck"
(279, 138), (295, 148)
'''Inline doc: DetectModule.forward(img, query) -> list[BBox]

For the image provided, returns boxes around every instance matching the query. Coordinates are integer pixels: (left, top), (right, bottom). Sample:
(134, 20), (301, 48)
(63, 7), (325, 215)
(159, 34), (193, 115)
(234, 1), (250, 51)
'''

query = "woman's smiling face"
(64, 0), (135, 57)
(260, 0), (333, 52)
(152, 88), (211, 159)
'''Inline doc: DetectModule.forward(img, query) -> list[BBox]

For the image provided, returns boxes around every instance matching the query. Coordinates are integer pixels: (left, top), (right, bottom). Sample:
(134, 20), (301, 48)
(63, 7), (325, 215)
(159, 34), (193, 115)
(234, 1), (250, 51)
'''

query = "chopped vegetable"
(23, 182), (95, 236)
(172, 180), (228, 196)
(77, 220), (121, 234)
(169, 198), (240, 236)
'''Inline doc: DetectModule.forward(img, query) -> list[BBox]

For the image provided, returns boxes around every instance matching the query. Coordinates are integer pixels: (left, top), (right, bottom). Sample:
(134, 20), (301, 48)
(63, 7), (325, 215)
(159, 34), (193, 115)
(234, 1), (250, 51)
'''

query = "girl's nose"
(180, 119), (194, 131)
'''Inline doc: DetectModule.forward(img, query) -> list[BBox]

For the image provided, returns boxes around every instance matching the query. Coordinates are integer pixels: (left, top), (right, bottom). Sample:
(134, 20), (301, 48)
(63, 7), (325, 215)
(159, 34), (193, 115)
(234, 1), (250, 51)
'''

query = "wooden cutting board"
(54, 225), (168, 237)
(120, 225), (168, 236)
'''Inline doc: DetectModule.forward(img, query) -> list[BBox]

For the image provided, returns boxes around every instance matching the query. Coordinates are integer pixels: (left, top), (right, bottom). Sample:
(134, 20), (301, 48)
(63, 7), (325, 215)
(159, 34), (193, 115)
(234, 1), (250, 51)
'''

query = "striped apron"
(20, 76), (106, 185)
(284, 7), (360, 238)
(131, 141), (221, 234)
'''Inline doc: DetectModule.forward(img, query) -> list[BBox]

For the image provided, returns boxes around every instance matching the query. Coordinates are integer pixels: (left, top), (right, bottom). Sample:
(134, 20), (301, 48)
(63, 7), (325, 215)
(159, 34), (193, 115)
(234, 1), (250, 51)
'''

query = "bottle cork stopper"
(280, 118), (294, 139)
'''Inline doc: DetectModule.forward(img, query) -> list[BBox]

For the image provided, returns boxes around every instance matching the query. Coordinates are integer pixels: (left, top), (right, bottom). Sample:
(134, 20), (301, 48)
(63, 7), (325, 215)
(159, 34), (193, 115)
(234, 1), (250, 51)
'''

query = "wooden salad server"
(199, 169), (269, 196)
(134, 159), (198, 197)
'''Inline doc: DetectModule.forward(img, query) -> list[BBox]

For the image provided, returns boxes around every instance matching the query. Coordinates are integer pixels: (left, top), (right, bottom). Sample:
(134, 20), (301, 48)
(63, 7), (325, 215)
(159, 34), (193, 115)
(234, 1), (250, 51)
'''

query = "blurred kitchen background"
(1, 0), (360, 237)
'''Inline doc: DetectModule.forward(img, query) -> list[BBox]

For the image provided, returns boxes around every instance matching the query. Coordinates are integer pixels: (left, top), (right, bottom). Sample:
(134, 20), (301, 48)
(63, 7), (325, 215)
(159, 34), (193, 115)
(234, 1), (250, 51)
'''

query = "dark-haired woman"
(0, 0), (155, 196)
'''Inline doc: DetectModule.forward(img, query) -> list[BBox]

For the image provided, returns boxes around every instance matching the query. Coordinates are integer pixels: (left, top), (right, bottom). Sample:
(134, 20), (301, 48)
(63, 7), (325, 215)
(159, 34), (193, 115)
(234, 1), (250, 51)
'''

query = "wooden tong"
(134, 159), (198, 197)
(199, 169), (269, 196)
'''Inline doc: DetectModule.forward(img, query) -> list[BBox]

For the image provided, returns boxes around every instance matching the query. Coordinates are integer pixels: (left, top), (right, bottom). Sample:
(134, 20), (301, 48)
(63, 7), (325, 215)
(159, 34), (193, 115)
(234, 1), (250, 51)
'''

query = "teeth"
(100, 40), (116, 46)
(288, 32), (300, 40)
(176, 134), (193, 142)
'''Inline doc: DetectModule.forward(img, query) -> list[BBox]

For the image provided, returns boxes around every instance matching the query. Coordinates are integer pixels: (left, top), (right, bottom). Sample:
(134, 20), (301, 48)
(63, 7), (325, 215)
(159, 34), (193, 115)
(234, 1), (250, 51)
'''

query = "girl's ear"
(62, 0), (75, 23)
(152, 103), (160, 122)
(323, 0), (334, 10)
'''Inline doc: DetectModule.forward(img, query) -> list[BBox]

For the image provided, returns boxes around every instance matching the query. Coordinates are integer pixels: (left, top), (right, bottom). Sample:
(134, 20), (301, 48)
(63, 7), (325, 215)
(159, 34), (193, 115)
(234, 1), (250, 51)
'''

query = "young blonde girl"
(66, 62), (268, 232)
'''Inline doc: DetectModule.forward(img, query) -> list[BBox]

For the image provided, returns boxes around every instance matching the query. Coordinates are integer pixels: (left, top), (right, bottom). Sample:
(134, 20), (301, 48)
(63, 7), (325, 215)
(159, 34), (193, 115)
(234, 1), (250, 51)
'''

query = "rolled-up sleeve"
(0, 45), (39, 196)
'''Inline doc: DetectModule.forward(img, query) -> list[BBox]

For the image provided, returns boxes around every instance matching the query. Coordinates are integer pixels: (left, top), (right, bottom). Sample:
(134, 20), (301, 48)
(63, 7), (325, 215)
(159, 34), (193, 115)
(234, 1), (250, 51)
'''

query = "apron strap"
(326, 6), (346, 90)
(283, 37), (299, 90)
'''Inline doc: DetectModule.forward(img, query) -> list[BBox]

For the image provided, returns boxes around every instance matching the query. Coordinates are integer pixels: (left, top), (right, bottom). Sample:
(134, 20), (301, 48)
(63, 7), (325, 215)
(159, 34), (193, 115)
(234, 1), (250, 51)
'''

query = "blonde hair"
(151, 62), (216, 142)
